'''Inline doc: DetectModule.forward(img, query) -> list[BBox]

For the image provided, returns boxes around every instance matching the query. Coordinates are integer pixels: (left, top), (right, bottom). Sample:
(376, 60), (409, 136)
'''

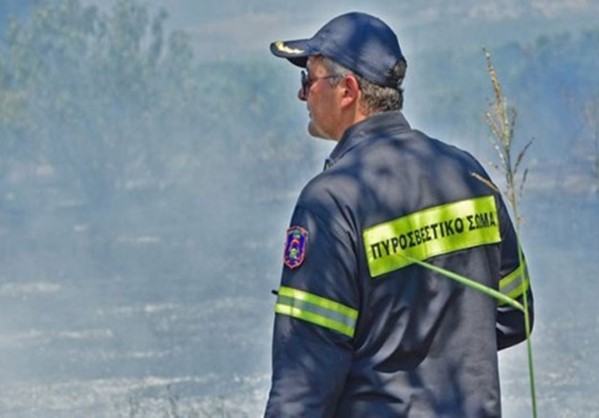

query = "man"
(265, 12), (533, 418)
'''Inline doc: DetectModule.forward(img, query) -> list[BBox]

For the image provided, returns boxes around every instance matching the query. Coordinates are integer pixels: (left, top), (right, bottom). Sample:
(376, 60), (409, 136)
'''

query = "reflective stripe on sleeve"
(275, 286), (358, 338)
(499, 262), (530, 304)
(363, 195), (501, 278)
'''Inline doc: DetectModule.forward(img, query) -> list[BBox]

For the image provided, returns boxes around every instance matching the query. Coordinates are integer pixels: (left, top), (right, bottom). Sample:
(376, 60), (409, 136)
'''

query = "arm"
(264, 205), (359, 417)
(496, 263), (534, 350)
(495, 196), (534, 350)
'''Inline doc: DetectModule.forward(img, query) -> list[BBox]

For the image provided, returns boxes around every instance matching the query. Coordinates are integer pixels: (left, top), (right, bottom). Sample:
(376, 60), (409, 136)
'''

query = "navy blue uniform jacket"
(265, 111), (533, 417)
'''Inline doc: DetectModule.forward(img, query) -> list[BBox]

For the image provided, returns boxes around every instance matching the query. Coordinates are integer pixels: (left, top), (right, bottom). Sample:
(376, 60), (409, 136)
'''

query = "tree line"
(0, 0), (598, 217)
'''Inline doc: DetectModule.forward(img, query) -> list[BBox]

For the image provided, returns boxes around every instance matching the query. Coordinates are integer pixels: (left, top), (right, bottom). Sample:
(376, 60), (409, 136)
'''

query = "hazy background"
(0, 0), (598, 416)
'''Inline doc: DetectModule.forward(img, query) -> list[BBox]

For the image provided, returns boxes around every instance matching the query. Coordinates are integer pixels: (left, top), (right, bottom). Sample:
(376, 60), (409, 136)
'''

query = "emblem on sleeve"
(284, 226), (308, 269)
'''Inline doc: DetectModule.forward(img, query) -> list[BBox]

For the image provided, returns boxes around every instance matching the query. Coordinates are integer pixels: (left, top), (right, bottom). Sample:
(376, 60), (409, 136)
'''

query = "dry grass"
(483, 47), (535, 221)
(483, 47), (537, 418)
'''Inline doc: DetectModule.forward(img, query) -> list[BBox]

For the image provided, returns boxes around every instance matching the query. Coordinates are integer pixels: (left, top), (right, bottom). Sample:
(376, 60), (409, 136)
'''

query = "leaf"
(514, 138), (535, 176)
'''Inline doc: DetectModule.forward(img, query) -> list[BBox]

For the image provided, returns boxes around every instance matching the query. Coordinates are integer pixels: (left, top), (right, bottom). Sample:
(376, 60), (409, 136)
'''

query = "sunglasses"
(301, 70), (341, 96)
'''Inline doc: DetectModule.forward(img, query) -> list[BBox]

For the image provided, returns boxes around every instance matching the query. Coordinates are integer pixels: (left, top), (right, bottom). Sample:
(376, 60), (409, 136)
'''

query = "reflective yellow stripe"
(499, 262), (530, 304)
(275, 286), (358, 337)
(363, 196), (501, 278)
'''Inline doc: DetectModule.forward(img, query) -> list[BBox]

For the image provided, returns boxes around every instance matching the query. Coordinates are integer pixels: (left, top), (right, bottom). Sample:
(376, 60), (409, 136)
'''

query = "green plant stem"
(403, 253), (536, 417)
(522, 292), (537, 417)
(403, 255), (524, 311)
(512, 210), (537, 418)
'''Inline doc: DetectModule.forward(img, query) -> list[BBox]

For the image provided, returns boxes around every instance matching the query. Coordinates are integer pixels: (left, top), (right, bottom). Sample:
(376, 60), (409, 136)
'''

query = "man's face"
(299, 57), (343, 140)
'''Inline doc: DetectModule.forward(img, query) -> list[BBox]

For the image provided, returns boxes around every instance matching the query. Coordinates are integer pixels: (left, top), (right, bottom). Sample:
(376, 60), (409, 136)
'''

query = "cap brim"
(270, 39), (316, 68)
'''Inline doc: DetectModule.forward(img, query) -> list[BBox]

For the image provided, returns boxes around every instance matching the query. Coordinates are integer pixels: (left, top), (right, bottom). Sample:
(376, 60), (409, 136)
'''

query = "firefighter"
(265, 12), (533, 417)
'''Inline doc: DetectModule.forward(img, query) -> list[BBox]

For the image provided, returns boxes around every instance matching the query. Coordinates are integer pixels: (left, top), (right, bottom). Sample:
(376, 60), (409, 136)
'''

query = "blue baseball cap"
(270, 12), (406, 89)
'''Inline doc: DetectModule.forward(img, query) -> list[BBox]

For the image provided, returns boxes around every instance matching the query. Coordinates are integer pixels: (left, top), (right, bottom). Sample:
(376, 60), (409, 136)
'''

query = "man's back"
(289, 112), (507, 416)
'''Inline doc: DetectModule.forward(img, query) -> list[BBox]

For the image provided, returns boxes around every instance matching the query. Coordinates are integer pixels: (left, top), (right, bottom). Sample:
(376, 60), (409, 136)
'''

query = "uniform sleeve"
(495, 195), (534, 350)
(264, 204), (359, 418)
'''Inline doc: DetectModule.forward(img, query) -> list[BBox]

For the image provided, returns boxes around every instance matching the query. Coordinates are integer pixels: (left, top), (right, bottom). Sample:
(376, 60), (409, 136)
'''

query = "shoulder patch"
(284, 226), (308, 269)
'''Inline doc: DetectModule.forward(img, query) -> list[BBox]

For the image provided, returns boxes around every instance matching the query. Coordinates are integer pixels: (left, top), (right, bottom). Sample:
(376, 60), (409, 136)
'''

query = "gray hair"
(321, 56), (406, 113)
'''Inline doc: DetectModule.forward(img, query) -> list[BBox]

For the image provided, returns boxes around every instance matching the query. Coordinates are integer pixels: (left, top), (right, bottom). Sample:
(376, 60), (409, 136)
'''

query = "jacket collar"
(325, 111), (411, 170)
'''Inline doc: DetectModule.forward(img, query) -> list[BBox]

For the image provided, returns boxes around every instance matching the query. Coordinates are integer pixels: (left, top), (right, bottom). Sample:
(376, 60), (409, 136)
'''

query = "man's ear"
(340, 74), (360, 108)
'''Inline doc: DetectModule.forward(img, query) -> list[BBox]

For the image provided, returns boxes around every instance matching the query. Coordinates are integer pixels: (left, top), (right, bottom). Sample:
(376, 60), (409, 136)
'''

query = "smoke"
(1, 1), (598, 416)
